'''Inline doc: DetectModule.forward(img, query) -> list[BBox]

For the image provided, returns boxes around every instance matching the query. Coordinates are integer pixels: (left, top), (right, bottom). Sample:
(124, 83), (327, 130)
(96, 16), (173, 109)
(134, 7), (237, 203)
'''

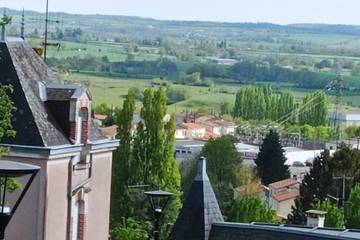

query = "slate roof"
(209, 222), (360, 240)
(0, 39), (105, 147)
(168, 157), (223, 240)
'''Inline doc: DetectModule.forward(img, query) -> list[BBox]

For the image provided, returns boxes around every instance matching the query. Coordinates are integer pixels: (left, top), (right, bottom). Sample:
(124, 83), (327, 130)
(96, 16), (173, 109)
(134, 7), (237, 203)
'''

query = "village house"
(196, 117), (237, 138)
(178, 123), (206, 139)
(268, 178), (300, 219)
(0, 39), (119, 240)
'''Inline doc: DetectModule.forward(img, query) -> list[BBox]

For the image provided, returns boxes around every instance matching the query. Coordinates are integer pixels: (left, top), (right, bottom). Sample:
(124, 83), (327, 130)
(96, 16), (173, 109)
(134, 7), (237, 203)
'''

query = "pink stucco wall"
(87, 151), (113, 240)
(3, 149), (114, 240)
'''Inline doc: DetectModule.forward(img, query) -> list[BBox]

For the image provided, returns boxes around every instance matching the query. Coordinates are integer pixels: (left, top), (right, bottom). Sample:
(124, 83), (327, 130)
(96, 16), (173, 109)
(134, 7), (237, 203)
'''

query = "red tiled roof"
(99, 125), (118, 139)
(94, 114), (107, 121)
(181, 123), (205, 130)
(268, 178), (299, 189)
(273, 190), (299, 202)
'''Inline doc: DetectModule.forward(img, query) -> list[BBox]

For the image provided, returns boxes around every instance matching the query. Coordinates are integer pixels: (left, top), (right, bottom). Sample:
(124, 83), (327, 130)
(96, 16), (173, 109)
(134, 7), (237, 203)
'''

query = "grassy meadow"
(60, 72), (360, 114)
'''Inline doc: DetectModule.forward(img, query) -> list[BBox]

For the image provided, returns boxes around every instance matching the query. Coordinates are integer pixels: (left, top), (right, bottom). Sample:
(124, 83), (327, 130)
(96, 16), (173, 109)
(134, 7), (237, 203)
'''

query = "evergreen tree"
(255, 130), (290, 185)
(288, 151), (333, 224)
(316, 200), (345, 228)
(229, 196), (277, 223)
(346, 184), (360, 229)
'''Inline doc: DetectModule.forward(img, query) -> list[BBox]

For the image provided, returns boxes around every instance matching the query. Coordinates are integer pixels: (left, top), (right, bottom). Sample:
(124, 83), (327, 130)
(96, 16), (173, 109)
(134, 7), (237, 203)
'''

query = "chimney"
(306, 210), (327, 228)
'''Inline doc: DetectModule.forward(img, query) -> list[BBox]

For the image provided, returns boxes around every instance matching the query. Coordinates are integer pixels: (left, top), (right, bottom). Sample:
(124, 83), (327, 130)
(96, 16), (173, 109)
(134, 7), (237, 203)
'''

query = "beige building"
(268, 179), (300, 219)
(0, 39), (119, 239)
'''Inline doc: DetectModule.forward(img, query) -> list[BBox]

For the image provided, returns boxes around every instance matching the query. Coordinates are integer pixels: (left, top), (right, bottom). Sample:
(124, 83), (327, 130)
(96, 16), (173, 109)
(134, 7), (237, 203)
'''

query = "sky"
(1, 0), (360, 25)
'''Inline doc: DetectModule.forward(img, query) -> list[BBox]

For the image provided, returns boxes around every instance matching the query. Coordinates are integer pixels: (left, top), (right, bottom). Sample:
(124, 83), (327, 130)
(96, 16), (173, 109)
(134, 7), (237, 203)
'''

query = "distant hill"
(5, 8), (360, 39)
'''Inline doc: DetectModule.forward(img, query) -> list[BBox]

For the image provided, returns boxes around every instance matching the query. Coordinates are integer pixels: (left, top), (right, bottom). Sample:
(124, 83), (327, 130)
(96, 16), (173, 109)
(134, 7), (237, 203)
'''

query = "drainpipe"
(66, 159), (73, 240)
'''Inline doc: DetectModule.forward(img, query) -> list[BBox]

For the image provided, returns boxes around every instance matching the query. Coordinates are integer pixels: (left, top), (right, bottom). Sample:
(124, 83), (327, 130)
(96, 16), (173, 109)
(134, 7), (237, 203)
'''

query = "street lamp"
(0, 160), (40, 240)
(145, 190), (173, 240)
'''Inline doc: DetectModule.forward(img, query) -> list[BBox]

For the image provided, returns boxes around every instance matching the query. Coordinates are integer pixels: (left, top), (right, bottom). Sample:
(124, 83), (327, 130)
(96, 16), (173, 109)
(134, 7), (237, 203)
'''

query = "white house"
(329, 110), (360, 129)
(180, 123), (206, 139)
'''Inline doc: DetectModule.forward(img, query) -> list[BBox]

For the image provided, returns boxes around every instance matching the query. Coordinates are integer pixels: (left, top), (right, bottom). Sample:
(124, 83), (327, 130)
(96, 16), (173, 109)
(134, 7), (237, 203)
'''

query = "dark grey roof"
(0, 40), (104, 147)
(168, 157), (223, 240)
(209, 222), (360, 240)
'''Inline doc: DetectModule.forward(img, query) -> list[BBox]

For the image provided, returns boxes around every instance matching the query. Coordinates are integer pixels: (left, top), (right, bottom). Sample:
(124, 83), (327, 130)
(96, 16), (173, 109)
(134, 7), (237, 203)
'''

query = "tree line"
(232, 86), (329, 126)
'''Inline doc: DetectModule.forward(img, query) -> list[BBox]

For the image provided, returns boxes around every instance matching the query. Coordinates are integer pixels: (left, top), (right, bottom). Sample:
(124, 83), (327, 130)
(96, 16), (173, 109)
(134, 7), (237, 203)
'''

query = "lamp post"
(145, 190), (173, 240)
(0, 160), (40, 240)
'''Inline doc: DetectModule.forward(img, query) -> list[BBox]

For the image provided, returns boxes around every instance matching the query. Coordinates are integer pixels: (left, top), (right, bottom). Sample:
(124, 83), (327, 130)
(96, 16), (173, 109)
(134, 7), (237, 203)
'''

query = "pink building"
(0, 39), (119, 239)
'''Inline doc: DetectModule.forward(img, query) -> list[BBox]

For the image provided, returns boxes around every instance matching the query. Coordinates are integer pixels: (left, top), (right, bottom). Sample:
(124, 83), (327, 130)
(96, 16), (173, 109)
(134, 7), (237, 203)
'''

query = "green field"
(60, 73), (360, 114)
(59, 72), (239, 112)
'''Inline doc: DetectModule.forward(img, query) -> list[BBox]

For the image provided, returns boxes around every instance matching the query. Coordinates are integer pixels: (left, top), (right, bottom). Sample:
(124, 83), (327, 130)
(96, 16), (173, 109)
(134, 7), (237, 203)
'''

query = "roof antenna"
(44, 0), (49, 61)
(20, 9), (25, 40)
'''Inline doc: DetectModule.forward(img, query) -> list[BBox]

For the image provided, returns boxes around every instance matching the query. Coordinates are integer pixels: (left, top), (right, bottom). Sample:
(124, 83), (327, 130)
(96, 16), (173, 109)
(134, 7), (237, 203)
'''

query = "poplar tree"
(111, 91), (136, 221)
(255, 130), (290, 185)
(135, 88), (182, 228)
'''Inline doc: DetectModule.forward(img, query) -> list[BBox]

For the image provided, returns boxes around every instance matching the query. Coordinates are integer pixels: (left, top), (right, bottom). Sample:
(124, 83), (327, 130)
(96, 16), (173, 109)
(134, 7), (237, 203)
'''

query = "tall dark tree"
(255, 130), (289, 185)
(288, 151), (333, 224)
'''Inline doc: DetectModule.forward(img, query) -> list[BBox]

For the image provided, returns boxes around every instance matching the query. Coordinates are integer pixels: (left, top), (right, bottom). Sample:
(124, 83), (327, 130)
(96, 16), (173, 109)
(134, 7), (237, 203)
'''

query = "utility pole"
(333, 175), (353, 208)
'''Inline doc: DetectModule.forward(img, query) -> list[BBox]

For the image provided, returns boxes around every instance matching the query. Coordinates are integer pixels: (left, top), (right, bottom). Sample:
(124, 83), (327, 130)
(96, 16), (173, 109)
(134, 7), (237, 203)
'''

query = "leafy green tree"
(316, 200), (345, 228)
(202, 136), (242, 187)
(288, 151), (333, 224)
(345, 184), (360, 229)
(0, 85), (16, 151)
(255, 130), (289, 185)
(134, 88), (182, 235)
(111, 91), (136, 221)
(229, 196), (277, 223)
(111, 218), (151, 240)
(344, 126), (360, 139)
(299, 91), (329, 127)
(220, 101), (232, 116)
(202, 135), (242, 215)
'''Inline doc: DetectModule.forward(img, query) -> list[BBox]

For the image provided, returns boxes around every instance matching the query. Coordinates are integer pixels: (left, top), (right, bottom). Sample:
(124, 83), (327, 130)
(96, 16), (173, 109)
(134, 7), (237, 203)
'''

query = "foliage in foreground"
(111, 218), (151, 240)
(346, 185), (360, 229)
(229, 196), (277, 224)
(315, 200), (345, 228)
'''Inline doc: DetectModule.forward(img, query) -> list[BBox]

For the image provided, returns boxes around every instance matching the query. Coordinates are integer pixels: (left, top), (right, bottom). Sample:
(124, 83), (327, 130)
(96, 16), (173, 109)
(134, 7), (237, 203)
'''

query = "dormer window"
(45, 84), (92, 145)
